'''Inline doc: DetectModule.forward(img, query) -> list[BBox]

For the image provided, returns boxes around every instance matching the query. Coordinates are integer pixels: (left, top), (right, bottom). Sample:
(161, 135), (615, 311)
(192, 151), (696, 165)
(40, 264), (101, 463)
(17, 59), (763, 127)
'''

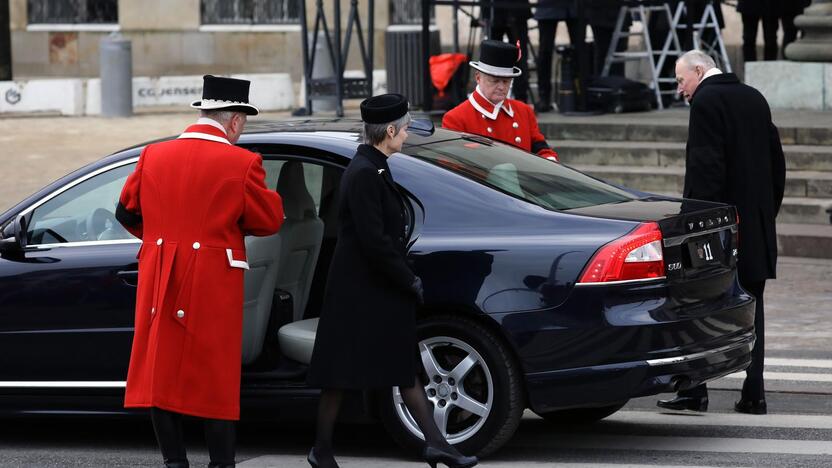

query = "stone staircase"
(538, 110), (832, 259)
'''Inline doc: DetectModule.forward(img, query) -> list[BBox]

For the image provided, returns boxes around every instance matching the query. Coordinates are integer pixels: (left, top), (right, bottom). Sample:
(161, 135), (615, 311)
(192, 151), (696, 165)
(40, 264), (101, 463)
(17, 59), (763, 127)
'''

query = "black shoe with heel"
(423, 445), (478, 468)
(307, 447), (339, 468)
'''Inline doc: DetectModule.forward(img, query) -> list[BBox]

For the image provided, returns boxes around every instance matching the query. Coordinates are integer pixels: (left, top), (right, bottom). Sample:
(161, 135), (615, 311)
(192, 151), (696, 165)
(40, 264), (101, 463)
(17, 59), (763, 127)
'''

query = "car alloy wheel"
(392, 335), (494, 445)
(379, 315), (524, 457)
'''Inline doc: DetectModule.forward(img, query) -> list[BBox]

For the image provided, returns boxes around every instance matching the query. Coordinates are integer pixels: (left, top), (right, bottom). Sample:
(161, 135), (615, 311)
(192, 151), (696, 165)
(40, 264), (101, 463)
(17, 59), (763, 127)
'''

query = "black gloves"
(410, 275), (424, 306)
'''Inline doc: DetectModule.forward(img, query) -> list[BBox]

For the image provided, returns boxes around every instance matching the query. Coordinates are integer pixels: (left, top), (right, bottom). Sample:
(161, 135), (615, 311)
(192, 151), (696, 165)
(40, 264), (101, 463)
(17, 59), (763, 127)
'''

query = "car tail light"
(578, 222), (665, 284)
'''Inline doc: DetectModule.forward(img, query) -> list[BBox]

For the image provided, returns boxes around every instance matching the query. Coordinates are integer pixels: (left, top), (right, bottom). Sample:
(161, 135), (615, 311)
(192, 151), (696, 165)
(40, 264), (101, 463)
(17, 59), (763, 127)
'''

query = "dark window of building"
(27, 0), (118, 24)
(201, 0), (301, 25)
(390, 0), (434, 25)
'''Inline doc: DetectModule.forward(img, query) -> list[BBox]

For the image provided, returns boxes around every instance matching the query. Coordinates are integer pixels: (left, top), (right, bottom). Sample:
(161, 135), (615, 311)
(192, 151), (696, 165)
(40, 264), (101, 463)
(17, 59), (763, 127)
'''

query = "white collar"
(703, 67), (723, 80)
(196, 117), (229, 135)
(470, 86), (514, 120)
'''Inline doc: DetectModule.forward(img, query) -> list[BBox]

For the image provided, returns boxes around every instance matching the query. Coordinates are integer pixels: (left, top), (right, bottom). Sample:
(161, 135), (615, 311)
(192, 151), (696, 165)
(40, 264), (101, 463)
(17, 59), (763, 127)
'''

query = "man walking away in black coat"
(657, 50), (786, 416)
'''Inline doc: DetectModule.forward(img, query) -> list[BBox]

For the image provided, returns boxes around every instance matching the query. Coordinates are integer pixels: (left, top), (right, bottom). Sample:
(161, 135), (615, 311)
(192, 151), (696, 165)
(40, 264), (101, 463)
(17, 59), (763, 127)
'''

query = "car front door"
(0, 157), (140, 391)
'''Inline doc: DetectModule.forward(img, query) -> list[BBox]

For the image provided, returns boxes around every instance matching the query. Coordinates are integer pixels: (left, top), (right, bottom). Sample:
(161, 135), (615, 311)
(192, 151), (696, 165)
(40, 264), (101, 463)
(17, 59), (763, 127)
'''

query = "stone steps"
(777, 223), (832, 259)
(573, 164), (832, 199)
(554, 140), (832, 172)
(540, 120), (832, 146)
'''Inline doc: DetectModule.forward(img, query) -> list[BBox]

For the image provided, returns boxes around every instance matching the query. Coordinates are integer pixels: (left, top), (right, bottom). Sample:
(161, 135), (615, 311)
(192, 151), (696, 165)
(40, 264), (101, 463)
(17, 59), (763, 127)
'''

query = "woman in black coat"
(306, 94), (477, 468)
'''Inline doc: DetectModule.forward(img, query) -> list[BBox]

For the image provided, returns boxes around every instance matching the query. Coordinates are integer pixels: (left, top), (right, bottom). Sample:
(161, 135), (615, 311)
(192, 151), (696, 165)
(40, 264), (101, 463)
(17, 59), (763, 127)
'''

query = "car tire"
(533, 401), (627, 425)
(378, 314), (524, 457)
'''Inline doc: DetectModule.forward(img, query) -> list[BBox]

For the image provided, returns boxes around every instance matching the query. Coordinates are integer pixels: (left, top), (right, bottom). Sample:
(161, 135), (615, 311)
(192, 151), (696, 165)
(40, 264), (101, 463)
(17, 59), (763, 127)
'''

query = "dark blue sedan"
(0, 120), (754, 456)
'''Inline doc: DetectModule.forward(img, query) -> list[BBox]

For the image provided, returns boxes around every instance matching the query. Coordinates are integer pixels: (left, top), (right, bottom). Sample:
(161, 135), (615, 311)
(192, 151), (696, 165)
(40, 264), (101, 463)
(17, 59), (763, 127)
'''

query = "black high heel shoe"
(307, 447), (339, 468)
(423, 445), (478, 468)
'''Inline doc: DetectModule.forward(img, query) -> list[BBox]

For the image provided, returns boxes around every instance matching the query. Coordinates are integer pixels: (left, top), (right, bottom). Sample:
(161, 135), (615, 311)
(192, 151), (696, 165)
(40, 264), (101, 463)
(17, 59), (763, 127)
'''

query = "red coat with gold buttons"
(117, 121), (284, 420)
(442, 88), (559, 161)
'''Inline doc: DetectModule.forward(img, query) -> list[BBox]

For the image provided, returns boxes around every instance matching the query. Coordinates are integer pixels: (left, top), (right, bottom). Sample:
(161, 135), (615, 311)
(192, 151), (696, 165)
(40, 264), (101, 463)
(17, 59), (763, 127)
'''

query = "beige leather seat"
(274, 161), (324, 321)
(241, 232), (282, 365)
(277, 318), (318, 364)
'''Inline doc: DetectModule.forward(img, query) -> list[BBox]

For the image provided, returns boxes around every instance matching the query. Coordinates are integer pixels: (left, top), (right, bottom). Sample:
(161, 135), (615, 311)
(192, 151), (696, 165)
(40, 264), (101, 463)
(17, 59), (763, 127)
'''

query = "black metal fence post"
(0, 0), (12, 81)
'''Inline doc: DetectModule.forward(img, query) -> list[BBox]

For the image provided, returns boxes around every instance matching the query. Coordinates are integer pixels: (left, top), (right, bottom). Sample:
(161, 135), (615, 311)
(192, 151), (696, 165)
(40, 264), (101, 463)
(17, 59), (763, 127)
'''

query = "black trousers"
(536, 18), (585, 104)
(742, 12), (779, 62)
(151, 407), (236, 468)
(590, 25), (627, 77)
(490, 20), (530, 102)
(680, 279), (767, 401)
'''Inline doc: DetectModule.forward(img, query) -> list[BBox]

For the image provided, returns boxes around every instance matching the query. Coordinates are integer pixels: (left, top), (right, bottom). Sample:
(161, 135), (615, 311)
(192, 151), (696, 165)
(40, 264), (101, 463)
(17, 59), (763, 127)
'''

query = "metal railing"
(201, 0), (301, 25)
(28, 0), (118, 24)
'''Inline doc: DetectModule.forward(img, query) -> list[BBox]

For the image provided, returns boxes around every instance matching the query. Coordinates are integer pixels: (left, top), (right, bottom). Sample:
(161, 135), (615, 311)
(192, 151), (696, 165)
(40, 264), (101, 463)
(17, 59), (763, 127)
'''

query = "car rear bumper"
(524, 328), (754, 413)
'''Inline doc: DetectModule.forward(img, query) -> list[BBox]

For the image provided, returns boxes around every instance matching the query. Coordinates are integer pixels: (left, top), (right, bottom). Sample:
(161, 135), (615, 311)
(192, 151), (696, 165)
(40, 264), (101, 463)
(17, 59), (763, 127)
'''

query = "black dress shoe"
(656, 396), (709, 412)
(734, 398), (767, 415)
(423, 445), (478, 468)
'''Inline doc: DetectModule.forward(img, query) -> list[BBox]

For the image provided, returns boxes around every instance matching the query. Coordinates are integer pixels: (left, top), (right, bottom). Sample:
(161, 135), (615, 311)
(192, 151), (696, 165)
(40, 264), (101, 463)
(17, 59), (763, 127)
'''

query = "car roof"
(241, 118), (462, 147)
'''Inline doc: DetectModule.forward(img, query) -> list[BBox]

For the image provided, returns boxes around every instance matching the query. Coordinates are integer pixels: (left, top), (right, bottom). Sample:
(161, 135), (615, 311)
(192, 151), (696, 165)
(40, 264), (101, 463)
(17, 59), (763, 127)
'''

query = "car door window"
(26, 162), (137, 245)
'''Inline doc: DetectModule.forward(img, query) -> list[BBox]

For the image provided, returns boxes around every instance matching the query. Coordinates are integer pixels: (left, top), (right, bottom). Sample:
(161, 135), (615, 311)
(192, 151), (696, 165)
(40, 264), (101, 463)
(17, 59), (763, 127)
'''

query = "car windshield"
(405, 137), (636, 211)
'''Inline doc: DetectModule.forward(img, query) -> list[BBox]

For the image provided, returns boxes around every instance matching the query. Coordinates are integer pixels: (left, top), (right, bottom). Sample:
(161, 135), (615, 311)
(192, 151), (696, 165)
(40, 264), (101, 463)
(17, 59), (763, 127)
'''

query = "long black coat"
(307, 144), (418, 389)
(682, 73), (786, 283)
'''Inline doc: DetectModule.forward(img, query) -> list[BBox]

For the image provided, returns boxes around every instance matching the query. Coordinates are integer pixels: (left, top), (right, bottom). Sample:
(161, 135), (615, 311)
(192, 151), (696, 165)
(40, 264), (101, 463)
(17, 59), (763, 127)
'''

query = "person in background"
(738, 0), (779, 61)
(534, 0), (583, 112)
(306, 94), (478, 468)
(657, 50), (785, 416)
(484, 0), (532, 103)
(586, 0), (630, 77)
(116, 75), (284, 468)
(443, 40), (559, 162)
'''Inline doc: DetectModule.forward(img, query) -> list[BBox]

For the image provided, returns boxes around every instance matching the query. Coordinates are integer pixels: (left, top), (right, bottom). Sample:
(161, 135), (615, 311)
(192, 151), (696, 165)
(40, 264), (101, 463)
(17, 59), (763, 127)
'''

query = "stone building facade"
(8, 0), (752, 81)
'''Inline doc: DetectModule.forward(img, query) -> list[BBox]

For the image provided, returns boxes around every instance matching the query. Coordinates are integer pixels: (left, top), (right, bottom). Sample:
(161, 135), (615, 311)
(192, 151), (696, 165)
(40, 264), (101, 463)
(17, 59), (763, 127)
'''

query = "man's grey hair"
(677, 50), (716, 71)
(363, 112), (412, 146)
(200, 110), (238, 126)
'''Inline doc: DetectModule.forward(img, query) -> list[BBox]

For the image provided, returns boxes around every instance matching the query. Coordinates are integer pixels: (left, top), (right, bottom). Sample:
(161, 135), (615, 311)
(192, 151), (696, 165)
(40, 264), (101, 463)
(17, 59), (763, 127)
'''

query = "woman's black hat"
(360, 93), (409, 124)
(470, 39), (522, 77)
(191, 75), (259, 115)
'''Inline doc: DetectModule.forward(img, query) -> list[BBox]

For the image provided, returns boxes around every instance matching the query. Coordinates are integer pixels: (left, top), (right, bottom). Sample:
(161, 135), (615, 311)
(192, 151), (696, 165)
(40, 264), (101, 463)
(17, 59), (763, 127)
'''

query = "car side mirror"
(0, 214), (28, 253)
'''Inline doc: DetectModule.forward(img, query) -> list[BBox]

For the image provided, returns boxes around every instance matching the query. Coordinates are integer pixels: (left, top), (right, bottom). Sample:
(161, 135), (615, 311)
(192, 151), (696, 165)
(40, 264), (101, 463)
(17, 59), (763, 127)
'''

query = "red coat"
(117, 121), (283, 420)
(442, 88), (559, 161)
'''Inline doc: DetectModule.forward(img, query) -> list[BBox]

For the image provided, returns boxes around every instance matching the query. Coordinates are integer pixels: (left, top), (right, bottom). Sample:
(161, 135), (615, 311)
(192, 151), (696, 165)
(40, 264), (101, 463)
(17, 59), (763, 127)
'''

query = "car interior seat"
(241, 231), (282, 365)
(277, 317), (318, 364)
(274, 161), (324, 322)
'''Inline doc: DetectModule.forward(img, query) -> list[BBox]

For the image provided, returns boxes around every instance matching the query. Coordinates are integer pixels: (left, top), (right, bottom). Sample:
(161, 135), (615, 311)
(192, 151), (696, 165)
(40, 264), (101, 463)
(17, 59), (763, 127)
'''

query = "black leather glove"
(410, 275), (424, 306)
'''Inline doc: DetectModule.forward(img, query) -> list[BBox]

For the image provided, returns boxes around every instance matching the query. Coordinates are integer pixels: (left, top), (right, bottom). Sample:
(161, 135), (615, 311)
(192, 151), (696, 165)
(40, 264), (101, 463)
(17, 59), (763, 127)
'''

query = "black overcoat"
(682, 73), (786, 284)
(307, 144), (419, 389)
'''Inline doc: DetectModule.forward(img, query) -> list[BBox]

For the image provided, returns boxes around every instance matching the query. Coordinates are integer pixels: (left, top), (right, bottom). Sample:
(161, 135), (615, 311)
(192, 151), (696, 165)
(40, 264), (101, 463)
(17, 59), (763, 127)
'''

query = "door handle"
(117, 269), (139, 287)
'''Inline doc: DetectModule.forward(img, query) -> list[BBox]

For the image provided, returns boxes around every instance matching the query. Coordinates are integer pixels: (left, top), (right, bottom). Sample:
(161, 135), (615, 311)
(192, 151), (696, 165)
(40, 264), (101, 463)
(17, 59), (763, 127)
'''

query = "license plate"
(688, 235), (723, 267)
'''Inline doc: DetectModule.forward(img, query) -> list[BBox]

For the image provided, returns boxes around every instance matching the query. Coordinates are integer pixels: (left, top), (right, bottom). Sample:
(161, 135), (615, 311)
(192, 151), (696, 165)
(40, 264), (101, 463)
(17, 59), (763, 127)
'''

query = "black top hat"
(360, 93), (409, 124)
(191, 75), (259, 116)
(470, 40), (522, 78)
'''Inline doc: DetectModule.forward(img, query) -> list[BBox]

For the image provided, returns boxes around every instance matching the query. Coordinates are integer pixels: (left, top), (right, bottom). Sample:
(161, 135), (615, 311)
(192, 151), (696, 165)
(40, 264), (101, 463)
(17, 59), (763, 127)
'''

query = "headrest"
(277, 161), (317, 221)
